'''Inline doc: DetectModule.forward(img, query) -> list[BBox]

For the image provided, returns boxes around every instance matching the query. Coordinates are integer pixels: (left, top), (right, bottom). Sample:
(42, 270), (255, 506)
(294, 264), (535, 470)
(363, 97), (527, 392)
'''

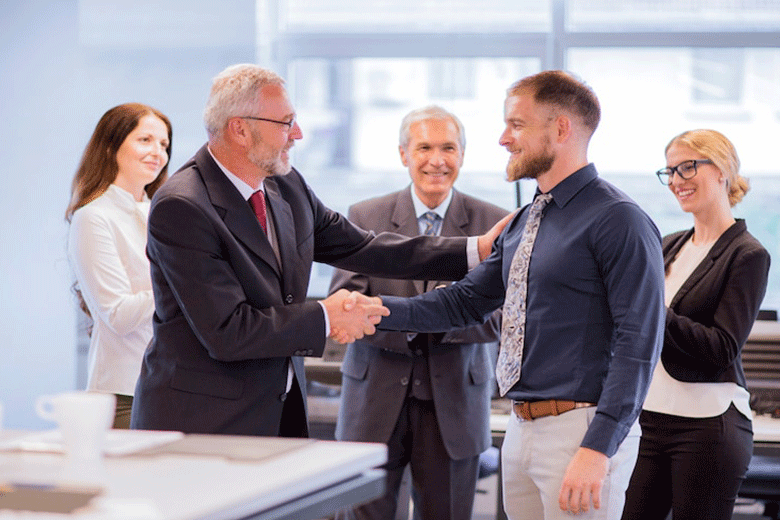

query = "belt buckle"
(513, 401), (533, 421)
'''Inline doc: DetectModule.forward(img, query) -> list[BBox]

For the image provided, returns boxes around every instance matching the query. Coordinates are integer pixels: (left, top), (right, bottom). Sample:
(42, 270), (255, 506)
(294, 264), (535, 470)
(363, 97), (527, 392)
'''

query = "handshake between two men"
(321, 290), (389, 345)
(319, 209), (517, 345)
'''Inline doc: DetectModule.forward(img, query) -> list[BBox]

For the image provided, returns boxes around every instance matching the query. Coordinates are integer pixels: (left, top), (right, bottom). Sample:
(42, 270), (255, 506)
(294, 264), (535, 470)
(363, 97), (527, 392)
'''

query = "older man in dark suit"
(130, 65), (507, 438)
(330, 106), (509, 520)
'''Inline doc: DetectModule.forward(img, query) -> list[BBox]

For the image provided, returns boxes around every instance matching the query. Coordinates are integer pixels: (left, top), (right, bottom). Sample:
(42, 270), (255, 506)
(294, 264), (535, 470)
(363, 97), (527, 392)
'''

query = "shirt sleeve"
(466, 236), (479, 270)
(580, 202), (665, 457)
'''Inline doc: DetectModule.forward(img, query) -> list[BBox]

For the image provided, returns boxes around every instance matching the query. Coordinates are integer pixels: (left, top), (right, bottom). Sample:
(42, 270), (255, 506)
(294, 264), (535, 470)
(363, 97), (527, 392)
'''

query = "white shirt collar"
(207, 146), (263, 201)
(106, 183), (150, 211)
(410, 186), (453, 219)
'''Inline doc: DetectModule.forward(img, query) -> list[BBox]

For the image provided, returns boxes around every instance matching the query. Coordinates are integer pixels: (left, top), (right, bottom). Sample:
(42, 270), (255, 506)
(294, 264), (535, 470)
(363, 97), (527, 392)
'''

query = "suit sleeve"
(664, 244), (770, 376)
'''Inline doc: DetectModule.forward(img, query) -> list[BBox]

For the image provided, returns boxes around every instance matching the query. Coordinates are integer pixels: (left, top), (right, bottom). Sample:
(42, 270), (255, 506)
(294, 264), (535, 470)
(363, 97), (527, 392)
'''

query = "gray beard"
(248, 149), (290, 177)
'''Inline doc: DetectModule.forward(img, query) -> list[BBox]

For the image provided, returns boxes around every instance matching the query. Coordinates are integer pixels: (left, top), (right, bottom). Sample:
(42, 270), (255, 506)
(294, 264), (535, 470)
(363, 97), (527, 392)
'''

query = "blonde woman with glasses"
(622, 129), (770, 520)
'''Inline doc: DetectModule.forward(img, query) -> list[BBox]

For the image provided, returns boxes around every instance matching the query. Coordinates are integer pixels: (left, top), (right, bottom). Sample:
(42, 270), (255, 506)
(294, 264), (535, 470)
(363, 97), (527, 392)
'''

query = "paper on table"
(0, 429), (184, 456)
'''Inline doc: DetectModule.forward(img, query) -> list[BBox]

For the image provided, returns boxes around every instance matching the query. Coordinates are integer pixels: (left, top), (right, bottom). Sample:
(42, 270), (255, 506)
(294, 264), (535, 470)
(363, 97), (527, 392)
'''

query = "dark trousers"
(621, 403), (753, 520)
(338, 397), (480, 520)
(279, 374), (309, 438)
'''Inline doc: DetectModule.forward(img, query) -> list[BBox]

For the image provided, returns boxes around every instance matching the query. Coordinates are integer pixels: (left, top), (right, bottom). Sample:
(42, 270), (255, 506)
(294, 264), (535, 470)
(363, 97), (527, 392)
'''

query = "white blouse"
(67, 184), (154, 395)
(643, 237), (752, 420)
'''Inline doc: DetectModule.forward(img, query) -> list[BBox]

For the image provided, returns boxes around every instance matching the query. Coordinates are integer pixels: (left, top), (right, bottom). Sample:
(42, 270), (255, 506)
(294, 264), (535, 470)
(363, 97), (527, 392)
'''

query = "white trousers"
(501, 407), (640, 520)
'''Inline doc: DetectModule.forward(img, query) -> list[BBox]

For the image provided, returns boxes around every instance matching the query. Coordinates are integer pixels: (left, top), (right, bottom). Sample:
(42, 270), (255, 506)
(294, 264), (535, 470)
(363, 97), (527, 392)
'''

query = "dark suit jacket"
(330, 187), (509, 460)
(130, 145), (470, 436)
(662, 219), (770, 386)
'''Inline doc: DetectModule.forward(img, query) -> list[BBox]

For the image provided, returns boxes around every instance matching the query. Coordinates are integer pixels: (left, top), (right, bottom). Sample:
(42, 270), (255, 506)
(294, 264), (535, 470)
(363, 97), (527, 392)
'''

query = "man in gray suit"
(330, 106), (510, 520)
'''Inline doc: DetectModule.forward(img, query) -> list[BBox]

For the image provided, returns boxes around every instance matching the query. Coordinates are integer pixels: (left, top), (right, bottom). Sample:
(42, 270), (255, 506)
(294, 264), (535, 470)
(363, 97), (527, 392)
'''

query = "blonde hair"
(203, 64), (285, 139)
(665, 129), (748, 207)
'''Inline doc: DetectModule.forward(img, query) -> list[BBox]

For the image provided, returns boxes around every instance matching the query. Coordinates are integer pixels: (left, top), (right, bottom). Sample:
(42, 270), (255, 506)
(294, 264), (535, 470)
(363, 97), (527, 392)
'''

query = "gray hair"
(399, 105), (466, 150)
(203, 64), (285, 139)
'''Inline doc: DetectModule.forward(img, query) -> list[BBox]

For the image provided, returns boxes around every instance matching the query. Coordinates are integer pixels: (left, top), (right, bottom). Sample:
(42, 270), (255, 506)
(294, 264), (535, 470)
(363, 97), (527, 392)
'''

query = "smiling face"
(245, 83), (303, 177)
(400, 117), (464, 209)
(499, 93), (556, 183)
(665, 142), (726, 216)
(114, 114), (170, 200)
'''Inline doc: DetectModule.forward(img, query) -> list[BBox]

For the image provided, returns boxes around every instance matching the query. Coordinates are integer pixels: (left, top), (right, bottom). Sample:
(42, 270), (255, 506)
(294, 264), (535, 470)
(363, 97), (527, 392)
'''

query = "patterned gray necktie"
(420, 211), (440, 236)
(496, 193), (553, 396)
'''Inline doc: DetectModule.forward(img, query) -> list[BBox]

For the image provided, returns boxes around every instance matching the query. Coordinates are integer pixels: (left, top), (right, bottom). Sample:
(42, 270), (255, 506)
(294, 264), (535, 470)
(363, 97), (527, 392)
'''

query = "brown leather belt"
(513, 399), (595, 421)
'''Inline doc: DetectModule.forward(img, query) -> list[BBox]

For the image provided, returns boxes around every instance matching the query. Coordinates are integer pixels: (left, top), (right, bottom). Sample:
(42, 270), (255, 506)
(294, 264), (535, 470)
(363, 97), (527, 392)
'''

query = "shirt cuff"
(318, 300), (331, 339)
(466, 236), (479, 271)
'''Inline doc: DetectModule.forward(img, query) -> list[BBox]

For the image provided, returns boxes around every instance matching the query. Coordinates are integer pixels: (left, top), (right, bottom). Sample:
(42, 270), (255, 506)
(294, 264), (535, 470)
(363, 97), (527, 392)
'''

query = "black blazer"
(662, 219), (770, 386)
(130, 145), (469, 436)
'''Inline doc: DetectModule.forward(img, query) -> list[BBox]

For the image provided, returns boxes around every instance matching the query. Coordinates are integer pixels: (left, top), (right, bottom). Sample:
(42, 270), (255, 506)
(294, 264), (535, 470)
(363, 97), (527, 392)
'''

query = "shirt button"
(415, 349), (423, 356)
(285, 294), (294, 304)
(414, 379), (421, 386)
(400, 377), (409, 386)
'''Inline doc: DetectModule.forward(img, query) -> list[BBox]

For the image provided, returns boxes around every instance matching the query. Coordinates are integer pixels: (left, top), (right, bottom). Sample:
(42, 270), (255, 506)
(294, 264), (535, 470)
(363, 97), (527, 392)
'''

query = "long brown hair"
(66, 103), (172, 324)
(66, 103), (172, 222)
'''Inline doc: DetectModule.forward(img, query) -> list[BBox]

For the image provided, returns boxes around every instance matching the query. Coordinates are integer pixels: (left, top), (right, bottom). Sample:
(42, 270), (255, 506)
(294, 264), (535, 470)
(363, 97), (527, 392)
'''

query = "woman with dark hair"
(66, 103), (172, 428)
(622, 129), (770, 520)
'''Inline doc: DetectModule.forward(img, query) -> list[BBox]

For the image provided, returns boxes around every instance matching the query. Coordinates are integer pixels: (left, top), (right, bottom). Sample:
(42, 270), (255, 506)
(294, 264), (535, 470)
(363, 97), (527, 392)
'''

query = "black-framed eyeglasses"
(655, 159), (713, 185)
(240, 116), (296, 130)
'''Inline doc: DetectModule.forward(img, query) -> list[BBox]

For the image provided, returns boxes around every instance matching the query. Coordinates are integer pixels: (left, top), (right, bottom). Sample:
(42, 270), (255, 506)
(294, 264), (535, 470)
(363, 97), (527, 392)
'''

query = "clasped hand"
(322, 289), (389, 344)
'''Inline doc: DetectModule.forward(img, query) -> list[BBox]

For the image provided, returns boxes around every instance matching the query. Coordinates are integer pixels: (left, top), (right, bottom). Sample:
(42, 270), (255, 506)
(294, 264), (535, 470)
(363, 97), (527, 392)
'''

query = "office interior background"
(1, 0), (779, 429)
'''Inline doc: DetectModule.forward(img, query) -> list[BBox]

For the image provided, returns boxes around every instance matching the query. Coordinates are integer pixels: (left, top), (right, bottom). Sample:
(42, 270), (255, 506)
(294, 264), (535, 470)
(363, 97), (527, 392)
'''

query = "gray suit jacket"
(330, 186), (509, 459)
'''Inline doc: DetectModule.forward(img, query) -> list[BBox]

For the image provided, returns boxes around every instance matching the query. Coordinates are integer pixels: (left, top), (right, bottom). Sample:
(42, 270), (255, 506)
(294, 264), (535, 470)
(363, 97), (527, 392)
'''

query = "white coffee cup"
(35, 392), (115, 460)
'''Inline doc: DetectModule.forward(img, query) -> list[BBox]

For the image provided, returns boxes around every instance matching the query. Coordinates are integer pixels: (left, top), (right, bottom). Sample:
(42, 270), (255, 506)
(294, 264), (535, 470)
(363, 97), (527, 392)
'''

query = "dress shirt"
(411, 187), (452, 232)
(67, 184), (154, 395)
(379, 164), (665, 456)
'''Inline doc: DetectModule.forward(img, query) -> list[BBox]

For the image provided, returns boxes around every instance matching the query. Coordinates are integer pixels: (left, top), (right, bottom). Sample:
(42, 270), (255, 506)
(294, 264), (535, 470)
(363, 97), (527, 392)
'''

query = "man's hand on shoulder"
(477, 210), (517, 261)
(323, 290), (389, 344)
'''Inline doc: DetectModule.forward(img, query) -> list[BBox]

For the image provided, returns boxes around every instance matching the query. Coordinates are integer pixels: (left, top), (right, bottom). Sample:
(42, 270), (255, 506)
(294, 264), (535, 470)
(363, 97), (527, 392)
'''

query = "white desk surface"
(0, 431), (387, 520)
(491, 412), (780, 443)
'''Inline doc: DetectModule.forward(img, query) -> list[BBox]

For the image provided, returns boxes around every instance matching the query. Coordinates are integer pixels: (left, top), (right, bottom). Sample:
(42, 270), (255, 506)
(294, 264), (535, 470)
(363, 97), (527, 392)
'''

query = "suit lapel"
(196, 146), (282, 279)
(441, 190), (469, 238)
(391, 188), (427, 295)
(431, 190), (468, 291)
(668, 222), (742, 309)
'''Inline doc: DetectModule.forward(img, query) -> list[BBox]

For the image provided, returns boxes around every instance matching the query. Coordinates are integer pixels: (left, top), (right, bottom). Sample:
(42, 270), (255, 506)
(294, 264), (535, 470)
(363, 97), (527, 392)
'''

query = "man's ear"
(227, 117), (252, 147)
(555, 115), (572, 143)
(399, 145), (409, 167)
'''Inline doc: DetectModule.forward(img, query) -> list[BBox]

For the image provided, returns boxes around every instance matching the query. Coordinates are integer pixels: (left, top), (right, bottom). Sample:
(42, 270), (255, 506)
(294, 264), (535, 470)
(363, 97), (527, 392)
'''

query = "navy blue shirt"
(380, 164), (665, 456)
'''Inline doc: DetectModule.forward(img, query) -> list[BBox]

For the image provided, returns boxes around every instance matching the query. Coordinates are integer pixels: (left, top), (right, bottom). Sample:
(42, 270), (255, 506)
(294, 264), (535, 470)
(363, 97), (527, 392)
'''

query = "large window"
(270, 0), (780, 309)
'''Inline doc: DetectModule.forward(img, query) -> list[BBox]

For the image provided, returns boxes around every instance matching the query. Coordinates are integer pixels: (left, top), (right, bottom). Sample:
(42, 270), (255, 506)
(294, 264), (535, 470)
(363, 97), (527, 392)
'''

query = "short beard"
(506, 149), (555, 182)
(249, 150), (289, 177)
(247, 134), (291, 177)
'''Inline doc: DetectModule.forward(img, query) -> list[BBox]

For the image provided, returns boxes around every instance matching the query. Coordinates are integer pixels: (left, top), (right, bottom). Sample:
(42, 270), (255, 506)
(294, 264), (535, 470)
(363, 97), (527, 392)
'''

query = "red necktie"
(249, 190), (267, 233)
